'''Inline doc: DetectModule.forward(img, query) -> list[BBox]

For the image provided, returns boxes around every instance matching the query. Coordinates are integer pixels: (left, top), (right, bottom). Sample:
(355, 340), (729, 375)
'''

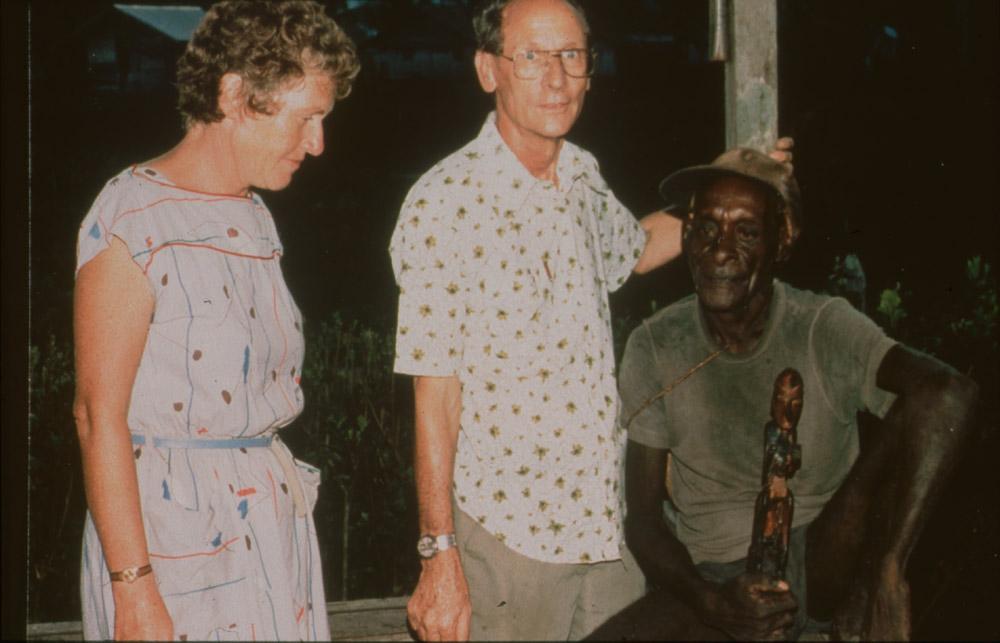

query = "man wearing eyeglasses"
(390, 1), (786, 639)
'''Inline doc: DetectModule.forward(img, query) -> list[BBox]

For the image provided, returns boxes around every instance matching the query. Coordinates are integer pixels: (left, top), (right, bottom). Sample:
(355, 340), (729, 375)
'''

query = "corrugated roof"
(113, 4), (204, 42)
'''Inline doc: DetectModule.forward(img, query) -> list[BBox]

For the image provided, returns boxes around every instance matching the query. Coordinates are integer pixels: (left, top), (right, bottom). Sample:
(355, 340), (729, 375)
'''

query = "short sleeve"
(592, 180), (644, 292)
(76, 172), (148, 276)
(810, 298), (898, 421)
(619, 322), (672, 449)
(389, 183), (467, 377)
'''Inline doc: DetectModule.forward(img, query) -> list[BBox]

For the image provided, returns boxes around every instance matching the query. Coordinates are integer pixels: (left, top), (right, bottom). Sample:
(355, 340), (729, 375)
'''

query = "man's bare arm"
(634, 211), (683, 275)
(625, 440), (796, 640)
(406, 375), (471, 641)
(860, 345), (978, 639)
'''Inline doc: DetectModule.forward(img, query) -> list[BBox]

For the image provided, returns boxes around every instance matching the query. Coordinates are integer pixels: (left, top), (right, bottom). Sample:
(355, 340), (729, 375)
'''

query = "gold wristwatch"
(109, 563), (153, 583)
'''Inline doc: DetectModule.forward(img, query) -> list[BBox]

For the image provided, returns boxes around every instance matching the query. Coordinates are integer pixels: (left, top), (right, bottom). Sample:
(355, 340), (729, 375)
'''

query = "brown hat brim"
(658, 165), (784, 215)
(658, 147), (803, 257)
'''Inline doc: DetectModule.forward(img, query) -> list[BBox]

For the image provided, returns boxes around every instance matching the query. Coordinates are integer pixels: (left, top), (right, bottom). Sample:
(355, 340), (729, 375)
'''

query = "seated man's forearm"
(626, 512), (716, 607)
(625, 441), (715, 608)
(625, 441), (797, 640)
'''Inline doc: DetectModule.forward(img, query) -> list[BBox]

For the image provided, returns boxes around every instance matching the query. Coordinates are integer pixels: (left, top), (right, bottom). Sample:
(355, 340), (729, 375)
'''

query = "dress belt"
(130, 433), (308, 518)
(130, 434), (273, 449)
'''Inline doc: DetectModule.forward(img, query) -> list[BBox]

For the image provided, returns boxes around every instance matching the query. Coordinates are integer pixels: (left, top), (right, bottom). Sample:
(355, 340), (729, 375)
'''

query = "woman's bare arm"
(74, 236), (172, 640)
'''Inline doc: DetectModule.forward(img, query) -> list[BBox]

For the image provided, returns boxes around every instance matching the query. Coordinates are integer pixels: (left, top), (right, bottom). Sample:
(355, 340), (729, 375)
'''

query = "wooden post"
(723, 0), (780, 150)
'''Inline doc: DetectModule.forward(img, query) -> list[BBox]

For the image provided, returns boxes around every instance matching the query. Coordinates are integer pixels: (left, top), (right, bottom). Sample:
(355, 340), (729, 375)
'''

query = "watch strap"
(433, 533), (457, 551)
(109, 563), (153, 583)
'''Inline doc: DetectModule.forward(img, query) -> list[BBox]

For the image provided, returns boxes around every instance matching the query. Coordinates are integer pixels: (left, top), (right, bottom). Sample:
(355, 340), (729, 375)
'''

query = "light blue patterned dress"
(77, 166), (329, 641)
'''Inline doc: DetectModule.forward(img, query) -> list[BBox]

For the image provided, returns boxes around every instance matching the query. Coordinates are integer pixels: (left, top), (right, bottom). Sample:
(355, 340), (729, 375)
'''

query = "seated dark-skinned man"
(588, 149), (978, 641)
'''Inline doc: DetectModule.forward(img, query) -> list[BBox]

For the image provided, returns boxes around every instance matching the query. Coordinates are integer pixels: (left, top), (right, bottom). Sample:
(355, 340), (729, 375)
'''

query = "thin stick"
(624, 347), (727, 430)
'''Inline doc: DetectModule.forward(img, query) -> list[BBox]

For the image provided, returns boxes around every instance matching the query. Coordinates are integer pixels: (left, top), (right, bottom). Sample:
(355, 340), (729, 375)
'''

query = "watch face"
(121, 567), (139, 583)
(417, 535), (437, 558)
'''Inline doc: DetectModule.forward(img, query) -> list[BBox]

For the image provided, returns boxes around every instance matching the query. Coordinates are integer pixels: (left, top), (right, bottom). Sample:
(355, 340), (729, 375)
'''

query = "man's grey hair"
(472, 0), (590, 54)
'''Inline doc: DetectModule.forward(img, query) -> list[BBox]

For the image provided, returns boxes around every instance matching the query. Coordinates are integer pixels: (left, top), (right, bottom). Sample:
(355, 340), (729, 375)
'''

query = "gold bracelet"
(109, 563), (153, 583)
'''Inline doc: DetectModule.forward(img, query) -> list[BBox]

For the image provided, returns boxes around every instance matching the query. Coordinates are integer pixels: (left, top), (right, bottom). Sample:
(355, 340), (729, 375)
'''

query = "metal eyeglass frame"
(492, 48), (598, 80)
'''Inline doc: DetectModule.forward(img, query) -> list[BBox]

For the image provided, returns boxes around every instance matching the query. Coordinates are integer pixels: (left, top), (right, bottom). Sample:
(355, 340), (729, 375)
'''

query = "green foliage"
(948, 256), (999, 351)
(282, 313), (418, 601)
(872, 257), (998, 385)
(28, 334), (84, 623)
(876, 282), (909, 333)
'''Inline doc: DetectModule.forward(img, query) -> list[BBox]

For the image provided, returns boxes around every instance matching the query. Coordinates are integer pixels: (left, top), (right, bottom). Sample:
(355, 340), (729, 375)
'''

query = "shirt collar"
(474, 111), (593, 194)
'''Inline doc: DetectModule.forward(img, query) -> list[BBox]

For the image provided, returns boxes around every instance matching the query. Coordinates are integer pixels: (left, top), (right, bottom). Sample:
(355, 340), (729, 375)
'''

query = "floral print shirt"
(390, 113), (646, 563)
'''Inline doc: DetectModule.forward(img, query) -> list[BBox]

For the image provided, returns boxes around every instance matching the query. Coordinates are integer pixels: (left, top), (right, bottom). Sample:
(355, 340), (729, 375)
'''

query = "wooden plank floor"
(26, 596), (413, 641)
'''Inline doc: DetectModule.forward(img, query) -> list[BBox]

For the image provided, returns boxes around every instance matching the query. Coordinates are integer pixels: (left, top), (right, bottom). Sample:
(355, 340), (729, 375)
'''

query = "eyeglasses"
(494, 48), (597, 80)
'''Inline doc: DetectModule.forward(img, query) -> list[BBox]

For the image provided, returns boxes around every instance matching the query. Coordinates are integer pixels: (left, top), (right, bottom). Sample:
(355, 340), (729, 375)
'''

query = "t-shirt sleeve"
(620, 322), (672, 449)
(811, 298), (898, 421)
(388, 184), (466, 377)
(76, 173), (149, 276)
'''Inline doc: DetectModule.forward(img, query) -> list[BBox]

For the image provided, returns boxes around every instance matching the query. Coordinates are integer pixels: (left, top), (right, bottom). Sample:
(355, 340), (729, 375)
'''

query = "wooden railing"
(26, 596), (412, 641)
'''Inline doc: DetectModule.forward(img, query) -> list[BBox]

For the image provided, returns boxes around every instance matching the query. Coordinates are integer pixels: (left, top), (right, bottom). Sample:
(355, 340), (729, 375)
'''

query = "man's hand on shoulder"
(407, 548), (471, 641)
(768, 137), (795, 170)
(694, 571), (798, 641)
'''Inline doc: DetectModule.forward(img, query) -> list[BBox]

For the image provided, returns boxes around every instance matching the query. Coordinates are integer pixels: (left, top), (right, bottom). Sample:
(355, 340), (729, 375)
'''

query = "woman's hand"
(112, 573), (174, 641)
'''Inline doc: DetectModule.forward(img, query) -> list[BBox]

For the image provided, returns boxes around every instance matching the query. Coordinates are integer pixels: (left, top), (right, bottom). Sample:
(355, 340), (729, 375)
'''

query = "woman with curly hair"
(73, 2), (359, 639)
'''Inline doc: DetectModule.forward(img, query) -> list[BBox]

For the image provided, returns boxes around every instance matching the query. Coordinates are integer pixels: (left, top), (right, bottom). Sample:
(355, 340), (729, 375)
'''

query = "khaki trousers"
(455, 507), (646, 641)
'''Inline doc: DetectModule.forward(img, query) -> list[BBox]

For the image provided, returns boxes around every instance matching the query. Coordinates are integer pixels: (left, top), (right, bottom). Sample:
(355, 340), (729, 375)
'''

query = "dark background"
(26, 0), (1000, 338)
(11, 0), (999, 639)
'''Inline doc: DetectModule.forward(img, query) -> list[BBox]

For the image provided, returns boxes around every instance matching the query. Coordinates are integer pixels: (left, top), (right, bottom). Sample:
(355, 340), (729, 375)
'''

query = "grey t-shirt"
(620, 281), (898, 564)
